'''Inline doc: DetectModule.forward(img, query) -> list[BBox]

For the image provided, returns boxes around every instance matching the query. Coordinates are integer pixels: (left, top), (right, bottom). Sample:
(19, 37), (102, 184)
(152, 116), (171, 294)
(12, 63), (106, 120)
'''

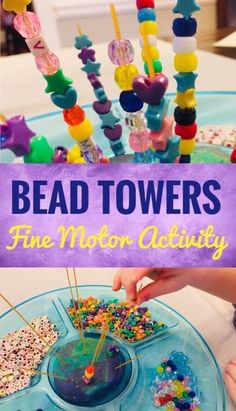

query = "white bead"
(78, 137), (95, 152)
(172, 36), (197, 54)
(139, 34), (157, 48)
(25, 34), (49, 57)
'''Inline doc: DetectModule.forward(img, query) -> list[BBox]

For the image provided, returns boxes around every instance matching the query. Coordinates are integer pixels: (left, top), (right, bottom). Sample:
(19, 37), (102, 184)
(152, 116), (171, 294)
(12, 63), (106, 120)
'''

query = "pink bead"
(13, 12), (41, 39)
(129, 130), (150, 153)
(108, 39), (134, 65)
(35, 52), (60, 75)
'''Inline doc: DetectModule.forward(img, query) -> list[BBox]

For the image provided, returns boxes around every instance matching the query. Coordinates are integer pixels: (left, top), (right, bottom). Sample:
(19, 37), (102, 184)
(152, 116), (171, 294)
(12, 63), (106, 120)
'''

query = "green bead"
(183, 391), (189, 398)
(24, 136), (54, 164)
(43, 68), (73, 95)
(144, 59), (163, 75)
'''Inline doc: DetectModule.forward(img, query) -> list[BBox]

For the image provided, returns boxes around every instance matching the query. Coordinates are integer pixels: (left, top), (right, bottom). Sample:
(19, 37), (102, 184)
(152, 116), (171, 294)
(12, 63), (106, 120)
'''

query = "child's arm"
(113, 268), (236, 304)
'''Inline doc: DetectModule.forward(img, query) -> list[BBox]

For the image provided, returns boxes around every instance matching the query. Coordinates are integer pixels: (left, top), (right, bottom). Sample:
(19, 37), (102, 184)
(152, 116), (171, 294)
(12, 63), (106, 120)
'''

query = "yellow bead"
(67, 145), (85, 164)
(179, 138), (196, 155)
(175, 89), (197, 109)
(142, 46), (160, 62)
(114, 64), (139, 91)
(2, 0), (31, 13)
(139, 21), (158, 36)
(174, 53), (198, 73)
(69, 118), (93, 142)
(156, 366), (164, 373)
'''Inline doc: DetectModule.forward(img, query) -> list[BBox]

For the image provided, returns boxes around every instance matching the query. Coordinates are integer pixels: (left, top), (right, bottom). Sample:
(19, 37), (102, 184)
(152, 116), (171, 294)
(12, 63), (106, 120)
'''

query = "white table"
(1, 39), (236, 118)
(0, 268), (235, 410)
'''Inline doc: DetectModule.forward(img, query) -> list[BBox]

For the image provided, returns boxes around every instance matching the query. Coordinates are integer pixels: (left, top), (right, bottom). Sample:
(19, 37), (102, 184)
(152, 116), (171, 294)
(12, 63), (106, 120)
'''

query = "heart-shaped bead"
(104, 124), (122, 141)
(51, 86), (77, 109)
(93, 100), (112, 114)
(133, 74), (168, 105)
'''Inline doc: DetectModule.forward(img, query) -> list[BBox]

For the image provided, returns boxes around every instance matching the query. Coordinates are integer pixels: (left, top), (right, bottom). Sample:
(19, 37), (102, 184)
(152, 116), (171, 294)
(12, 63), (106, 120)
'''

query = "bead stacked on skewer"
(172, 0), (200, 163)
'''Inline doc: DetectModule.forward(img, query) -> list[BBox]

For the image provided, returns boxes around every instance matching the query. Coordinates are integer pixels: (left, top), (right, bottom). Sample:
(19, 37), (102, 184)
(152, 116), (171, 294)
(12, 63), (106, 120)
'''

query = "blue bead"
(145, 99), (166, 131)
(172, 17), (197, 37)
(138, 8), (156, 23)
(110, 140), (125, 156)
(189, 391), (196, 398)
(50, 86), (77, 109)
(119, 90), (143, 113)
(94, 87), (107, 103)
(177, 374), (184, 381)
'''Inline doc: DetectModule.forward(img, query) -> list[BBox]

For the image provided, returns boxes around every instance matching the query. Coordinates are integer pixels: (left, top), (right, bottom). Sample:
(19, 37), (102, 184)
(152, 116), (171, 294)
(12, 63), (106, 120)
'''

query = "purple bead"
(52, 147), (68, 163)
(133, 74), (169, 105)
(108, 39), (134, 65)
(78, 48), (96, 65)
(104, 124), (122, 141)
(14, 12), (41, 39)
(93, 100), (112, 114)
(87, 73), (103, 89)
(1, 115), (35, 157)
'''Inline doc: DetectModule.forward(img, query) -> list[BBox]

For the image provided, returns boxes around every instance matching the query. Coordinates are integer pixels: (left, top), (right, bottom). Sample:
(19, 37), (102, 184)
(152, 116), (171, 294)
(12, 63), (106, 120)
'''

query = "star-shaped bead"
(2, 0), (31, 14)
(173, 0), (200, 20)
(150, 117), (174, 152)
(43, 69), (73, 95)
(78, 48), (96, 65)
(75, 35), (93, 50)
(1, 115), (35, 157)
(99, 112), (120, 129)
(24, 136), (54, 163)
(155, 136), (180, 163)
(175, 89), (197, 109)
(82, 59), (101, 77)
(174, 72), (198, 92)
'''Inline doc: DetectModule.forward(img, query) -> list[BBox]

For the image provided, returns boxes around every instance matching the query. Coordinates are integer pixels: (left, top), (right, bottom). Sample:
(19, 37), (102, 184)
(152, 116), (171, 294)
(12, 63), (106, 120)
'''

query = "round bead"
(63, 105), (85, 126)
(172, 18), (197, 37)
(69, 118), (94, 142)
(136, 0), (155, 9)
(175, 123), (197, 139)
(144, 59), (162, 75)
(129, 130), (150, 152)
(142, 46), (160, 62)
(108, 39), (134, 65)
(13, 12), (41, 39)
(231, 148), (236, 163)
(35, 52), (60, 75)
(139, 21), (158, 36)
(172, 36), (197, 54)
(174, 53), (198, 72)
(119, 90), (144, 112)
(179, 138), (195, 155)
(138, 8), (156, 23)
(174, 107), (196, 125)
(114, 64), (139, 91)
(94, 87), (108, 103)
(139, 34), (157, 48)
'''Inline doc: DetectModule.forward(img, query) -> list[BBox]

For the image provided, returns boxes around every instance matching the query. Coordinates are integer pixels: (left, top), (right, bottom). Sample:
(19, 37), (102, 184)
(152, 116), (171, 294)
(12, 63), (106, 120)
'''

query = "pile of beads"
(172, 0), (200, 163)
(67, 296), (167, 343)
(133, 0), (180, 163)
(3, 0), (105, 164)
(0, 316), (58, 397)
(150, 351), (201, 410)
(75, 29), (124, 157)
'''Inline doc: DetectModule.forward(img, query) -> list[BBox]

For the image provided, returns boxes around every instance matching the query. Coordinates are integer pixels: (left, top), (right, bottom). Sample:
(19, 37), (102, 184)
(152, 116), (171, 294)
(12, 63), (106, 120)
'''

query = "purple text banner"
(0, 164), (235, 267)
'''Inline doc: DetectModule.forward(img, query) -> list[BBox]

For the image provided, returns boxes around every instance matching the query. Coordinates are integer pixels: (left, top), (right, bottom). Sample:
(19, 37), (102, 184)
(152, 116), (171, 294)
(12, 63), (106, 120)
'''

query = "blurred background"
(1, 0), (235, 58)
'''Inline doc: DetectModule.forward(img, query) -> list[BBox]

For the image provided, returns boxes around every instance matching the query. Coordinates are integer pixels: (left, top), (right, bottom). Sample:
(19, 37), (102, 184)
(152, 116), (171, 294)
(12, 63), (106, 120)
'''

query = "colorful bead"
(108, 39), (134, 65)
(138, 8), (156, 23)
(175, 89), (197, 109)
(35, 52), (60, 76)
(78, 48), (96, 65)
(81, 59), (101, 76)
(150, 117), (174, 149)
(231, 148), (236, 163)
(63, 105), (85, 126)
(94, 87), (108, 103)
(154, 136), (180, 163)
(52, 147), (68, 164)
(110, 139), (125, 155)
(144, 59), (162, 75)
(179, 138), (195, 155)
(175, 122), (197, 139)
(93, 100), (112, 115)
(139, 21), (158, 36)
(25, 34), (49, 57)
(136, 0), (155, 9)
(74, 34), (93, 50)
(67, 145), (85, 164)
(142, 46), (160, 62)
(83, 145), (104, 164)
(87, 73), (103, 89)
(179, 155), (191, 163)
(173, 0), (200, 20)
(68, 119), (94, 142)
(145, 97), (169, 130)
(99, 112), (120, 129)
(139, 34), (157, 48)
(13, 12), (41, 39)
(119, 90), (144, 113)
(133, 74), (168, 105)
(172, 36), (197, 54)
(114, 64), (139, 91)
(129, 130), (150, 152)
(2, 0), (31, 14)
(24, 136), (54, 163)
(174, 107), (196, 125)
(43, 69), (73, 94)
(173, 17), (197, 37)
(174, 53), (198, 72)
(51, 86), (77, 109)
(174, 72), (198, 92)
(1, 115), (35, 157)
(104, 124), (123, 141)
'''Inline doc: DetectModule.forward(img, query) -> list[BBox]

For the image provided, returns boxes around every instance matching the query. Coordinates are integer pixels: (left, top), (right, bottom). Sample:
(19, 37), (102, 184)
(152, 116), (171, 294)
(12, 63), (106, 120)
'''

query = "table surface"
(1, 39), (236, 118)
(0, 268), (235, 410)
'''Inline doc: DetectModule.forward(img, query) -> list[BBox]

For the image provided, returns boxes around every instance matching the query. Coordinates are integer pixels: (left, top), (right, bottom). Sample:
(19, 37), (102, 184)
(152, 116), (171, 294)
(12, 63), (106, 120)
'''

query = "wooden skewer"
(120, 283), (144, 329)
(110, 3), (122, 41)
(115, 354), (144, 369)
(66, 267), (76, 311)
(77, 24), (83, 35)
(91, 325), (107, 366)
(0, 293), (66, 366)
(24, 369), (69, 381)
(0, 113), (7, 123)
(72, 267), (87, 354)
(142, 28), (155, 80)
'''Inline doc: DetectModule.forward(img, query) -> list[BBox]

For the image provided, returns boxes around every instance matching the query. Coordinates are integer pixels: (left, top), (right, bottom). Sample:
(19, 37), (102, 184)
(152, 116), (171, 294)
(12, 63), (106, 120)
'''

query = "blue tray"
(0, 286), (226, 411)
(1, 92), (235, 164)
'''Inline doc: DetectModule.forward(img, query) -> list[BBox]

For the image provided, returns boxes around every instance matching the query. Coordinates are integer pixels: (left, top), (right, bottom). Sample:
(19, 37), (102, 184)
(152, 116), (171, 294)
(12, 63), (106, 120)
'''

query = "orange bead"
(63, 105), (85, 126)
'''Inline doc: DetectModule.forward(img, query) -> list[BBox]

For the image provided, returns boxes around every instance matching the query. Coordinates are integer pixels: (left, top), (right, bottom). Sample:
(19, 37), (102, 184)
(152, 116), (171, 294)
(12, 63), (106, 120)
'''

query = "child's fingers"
(224, 371), (236, 405)
(225, 362), (236, 382)
(112, 270), (122, 291)
(137, 277), (179, 304)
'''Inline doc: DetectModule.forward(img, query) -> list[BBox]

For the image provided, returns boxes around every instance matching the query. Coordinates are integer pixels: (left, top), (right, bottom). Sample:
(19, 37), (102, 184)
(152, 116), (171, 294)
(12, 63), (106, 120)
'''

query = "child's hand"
(113, 268), (190, 304)
(224, 358), (236, 406)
